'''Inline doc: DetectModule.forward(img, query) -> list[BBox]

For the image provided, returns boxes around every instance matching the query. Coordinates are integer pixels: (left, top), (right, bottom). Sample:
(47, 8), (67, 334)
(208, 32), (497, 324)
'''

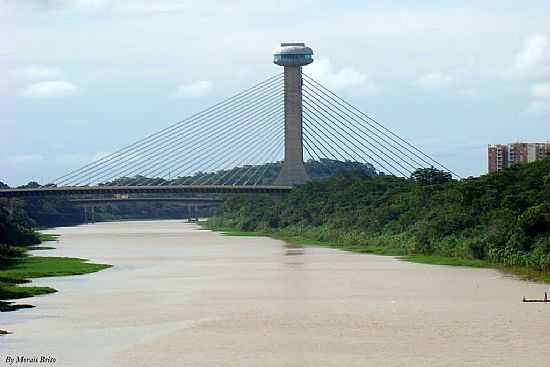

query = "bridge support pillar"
(83, 206), (96, 224)
(274, 66), (310, 186)
(6, 198), (15, 220)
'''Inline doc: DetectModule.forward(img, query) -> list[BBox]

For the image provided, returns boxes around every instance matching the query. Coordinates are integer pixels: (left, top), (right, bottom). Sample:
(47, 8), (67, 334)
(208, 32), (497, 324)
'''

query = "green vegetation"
(102, 158), (377, 187)
(2, 159), (376, 227)
(1, 256), (110, 284)
(0, 206), (111, 325)
(208, 160), (550, 282)
(402, 255), (490, 268)
(0, 256), (111, 300)
(38, 233), (60, 241)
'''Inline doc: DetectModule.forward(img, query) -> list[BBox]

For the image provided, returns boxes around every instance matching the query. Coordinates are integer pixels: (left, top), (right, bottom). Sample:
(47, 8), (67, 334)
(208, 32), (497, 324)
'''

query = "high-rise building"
(488, 142), (550, 172)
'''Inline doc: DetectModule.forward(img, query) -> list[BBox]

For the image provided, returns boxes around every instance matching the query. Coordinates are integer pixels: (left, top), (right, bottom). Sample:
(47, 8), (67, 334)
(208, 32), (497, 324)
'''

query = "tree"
(18, 181), (41, 189)
(410, 167), (452, 185)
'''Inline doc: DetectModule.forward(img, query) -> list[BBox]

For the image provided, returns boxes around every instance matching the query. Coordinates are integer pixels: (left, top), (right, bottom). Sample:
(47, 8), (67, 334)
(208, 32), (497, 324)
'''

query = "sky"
(1, 0), (550, 185)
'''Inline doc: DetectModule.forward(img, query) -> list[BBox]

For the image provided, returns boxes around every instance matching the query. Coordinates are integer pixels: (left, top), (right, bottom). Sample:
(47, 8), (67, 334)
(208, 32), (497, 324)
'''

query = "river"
(1, 220), (549, 366)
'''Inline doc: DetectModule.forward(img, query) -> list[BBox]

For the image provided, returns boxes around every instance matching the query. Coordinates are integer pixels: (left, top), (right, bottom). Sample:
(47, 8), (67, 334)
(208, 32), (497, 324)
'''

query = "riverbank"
(1, 233), (111, 316)
(3, 220), (549, 366)
(205, 223), (550, 283)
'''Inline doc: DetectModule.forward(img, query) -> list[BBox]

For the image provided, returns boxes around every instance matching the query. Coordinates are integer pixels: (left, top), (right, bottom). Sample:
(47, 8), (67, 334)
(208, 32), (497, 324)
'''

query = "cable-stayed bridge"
(0, 42), (457, 204)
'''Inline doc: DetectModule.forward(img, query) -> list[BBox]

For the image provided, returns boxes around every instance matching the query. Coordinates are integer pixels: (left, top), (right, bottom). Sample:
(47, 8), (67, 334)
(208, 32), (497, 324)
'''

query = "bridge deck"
(69, 197), (224, 204)
(0, 185), (292, 198)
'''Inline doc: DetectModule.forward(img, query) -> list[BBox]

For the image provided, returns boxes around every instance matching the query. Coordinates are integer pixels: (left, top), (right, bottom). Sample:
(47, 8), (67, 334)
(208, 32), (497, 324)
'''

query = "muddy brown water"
(1, 220), (549, 366)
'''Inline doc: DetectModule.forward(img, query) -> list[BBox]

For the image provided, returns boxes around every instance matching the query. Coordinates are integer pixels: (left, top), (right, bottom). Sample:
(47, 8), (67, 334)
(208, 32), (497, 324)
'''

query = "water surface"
(2, 220), (549, 366)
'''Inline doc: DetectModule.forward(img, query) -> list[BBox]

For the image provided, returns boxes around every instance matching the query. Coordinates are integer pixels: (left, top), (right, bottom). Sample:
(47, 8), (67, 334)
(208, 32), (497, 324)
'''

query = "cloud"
(14, 65), (64, 80)
(414, 72), (456, 90)
(510, 34), (550, 79)
(175, 80), (213, 98)
(32, 0), (107, 11)
(305, 59), (375, 92)
(19, 80), (80, 99)
(531, 82), (550, 98)
(527, 82), (550, 115)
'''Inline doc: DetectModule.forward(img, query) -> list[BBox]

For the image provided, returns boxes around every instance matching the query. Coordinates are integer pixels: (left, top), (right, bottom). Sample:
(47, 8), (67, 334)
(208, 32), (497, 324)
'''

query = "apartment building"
(488, 142), (550, 172)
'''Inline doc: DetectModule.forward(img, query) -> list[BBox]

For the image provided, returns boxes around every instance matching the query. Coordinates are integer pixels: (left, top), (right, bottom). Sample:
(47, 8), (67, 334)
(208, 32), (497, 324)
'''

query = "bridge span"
(0, 185), (292, 198)
(69, 197), (224, 206)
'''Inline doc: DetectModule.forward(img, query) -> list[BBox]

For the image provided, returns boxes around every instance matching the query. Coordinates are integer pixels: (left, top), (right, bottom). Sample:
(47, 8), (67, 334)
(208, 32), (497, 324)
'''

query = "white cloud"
(14, 65), (64, 80)
(39, 0), (107, 11)
(510, 34), (550, 79)
(531, 83), (550, 98)
(19, 80), (79, 99)
(414, 72), (456, 90)
(305, 59), (375, 92)
(175, 80), (213, 98)
(527, 82), (550, 115)
(510, 36), (550, 115)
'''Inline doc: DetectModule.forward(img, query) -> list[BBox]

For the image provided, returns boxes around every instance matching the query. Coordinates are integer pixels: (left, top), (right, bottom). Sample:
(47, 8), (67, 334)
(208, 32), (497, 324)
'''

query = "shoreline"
(204, 224), (550, 284)
(0, 233), (112, 317)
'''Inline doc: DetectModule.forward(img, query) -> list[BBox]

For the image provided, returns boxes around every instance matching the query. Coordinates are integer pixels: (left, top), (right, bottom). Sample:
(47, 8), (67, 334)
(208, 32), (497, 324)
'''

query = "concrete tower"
(273, 42), (313, 186)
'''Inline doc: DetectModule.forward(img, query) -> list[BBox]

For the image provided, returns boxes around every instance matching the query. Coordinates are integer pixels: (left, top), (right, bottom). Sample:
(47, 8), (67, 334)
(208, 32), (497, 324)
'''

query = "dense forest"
(0, 207), (42, 311)
(209, 160), (550, 274)
(0, 208), (40, 267)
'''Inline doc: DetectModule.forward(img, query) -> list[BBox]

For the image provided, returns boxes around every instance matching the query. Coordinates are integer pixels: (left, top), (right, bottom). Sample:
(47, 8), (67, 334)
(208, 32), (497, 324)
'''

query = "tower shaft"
(274, 66), (310, 185)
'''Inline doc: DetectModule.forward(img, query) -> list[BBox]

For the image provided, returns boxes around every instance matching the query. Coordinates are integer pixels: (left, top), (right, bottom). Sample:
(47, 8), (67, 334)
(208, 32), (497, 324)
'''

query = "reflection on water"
(284, 244), (304, 268)
(2, 220), (550, 367)
(284, 243), (304, 256)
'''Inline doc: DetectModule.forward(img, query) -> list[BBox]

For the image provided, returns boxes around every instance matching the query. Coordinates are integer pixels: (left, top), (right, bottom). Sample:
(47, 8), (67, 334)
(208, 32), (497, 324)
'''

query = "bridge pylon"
(273, 42), (313, 186)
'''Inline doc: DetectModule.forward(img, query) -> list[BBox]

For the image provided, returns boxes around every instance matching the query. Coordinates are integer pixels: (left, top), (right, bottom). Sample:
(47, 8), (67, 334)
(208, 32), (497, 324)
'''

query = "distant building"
(488, 142), (550, 172)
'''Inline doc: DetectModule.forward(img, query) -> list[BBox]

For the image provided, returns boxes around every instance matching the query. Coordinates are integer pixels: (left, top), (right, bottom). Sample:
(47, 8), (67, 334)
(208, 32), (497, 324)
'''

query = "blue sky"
(1, 0), (549, 185)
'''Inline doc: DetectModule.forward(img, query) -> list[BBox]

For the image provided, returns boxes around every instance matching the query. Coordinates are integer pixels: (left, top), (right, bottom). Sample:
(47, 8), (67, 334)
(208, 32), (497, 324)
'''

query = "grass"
(0, 233), (112, 339)
(1, 231), (112, 305)
(401, 255), (490, 268)
(0, 283), (57, 300)
(1, 256), (111, 280)
(0, 256), (111, 300)
(220, 229), (271, 237)
(402, 255), (550, 282)
(205, 222), (550, 283)
(37, 233), (60, 242)
(206, 225), (403, 256)
(278, 236), (403, 256)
